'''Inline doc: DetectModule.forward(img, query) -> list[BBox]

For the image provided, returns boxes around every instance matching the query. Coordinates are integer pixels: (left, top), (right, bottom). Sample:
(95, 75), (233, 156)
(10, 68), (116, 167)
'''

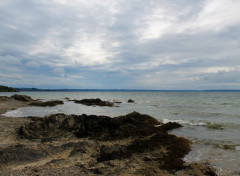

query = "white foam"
(162, 118), (206, 126)
(235, 146), (240, 151)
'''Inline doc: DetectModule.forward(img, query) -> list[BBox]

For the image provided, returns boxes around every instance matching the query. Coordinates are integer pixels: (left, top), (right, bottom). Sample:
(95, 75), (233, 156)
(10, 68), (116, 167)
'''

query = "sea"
(1, 91), (240, 175)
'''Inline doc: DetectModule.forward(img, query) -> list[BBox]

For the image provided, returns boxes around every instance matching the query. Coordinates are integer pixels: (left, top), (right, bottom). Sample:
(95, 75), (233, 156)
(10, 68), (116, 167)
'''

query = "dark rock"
(89, 168), (103, 175)
(128, 99), (135, 103)
(98, 144), (128, 161)
(11, 94), (33, 102)
(29, 100), (64, 107)
(181, 162), (217, 176)
(97, 133), (191, 172)
(18, 112), (164, 141)
(71, 98), (115, 107)
(160, 122), (182, 131)
(113, 100), (122, 104)
(13, 111), (216, 175)
(27, 116), (43, 121)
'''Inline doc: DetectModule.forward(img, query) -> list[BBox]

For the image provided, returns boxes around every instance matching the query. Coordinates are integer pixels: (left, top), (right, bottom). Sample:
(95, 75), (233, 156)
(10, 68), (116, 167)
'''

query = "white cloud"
(0, 0), (240, 89)
(138, 0), (240, 41)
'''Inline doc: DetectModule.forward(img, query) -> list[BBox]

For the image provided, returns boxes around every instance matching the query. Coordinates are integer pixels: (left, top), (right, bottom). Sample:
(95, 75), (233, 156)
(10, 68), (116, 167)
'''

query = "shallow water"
(1, 91), (240, 175)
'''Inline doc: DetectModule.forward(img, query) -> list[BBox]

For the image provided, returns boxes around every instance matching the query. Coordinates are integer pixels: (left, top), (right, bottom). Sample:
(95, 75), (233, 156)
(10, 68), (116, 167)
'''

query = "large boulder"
(11, 94), (33, 102)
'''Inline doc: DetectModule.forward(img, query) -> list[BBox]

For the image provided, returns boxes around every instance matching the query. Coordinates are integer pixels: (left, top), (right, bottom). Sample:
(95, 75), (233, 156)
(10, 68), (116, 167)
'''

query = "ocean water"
(1, 91), (240, 175)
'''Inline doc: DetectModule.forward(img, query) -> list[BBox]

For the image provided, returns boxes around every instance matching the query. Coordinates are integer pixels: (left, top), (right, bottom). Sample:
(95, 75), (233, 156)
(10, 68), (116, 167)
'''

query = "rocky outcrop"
(18, 112), (167, 141)
(29, 100), (64, 107)
(17, 112), (192, 173)
(9, 94), (63, 107)
(69, 98), (115, 107)
(128, 99), (135, 103)
(11, 94), (33, 102)
(14, 112), (217, 175)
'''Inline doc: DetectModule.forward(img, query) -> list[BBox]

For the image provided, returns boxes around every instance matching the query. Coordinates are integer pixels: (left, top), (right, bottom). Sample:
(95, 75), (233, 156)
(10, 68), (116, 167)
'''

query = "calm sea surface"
(1, 91), (240, 175)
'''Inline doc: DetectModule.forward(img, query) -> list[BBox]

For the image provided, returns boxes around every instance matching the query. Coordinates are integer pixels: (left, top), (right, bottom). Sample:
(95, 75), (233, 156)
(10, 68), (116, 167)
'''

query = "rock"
(29, 100), (64, 107)
(11, 94), (33, 102)
(97, 133), (191, 172)
(71, 98), (115, 107)
(160, 122), (182, 131)
(12, 111), (218, 175)
(176, 162), (217, 176)
(113, 100), (122, 104)
(128, 99), (135, 103)
(18, 112), (163, 141)
(98, 144), (128, 161)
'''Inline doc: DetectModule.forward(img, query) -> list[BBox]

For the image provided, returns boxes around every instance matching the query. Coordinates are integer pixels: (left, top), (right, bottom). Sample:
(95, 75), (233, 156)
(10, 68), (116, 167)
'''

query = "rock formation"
(11, 94), (33, 102)
(69, 98), (115, 107)
(29, 100), (64, 107)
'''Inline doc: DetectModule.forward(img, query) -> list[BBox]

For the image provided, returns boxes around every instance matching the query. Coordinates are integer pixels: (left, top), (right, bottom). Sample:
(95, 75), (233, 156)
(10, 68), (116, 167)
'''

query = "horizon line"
(15, 87), (240, 92)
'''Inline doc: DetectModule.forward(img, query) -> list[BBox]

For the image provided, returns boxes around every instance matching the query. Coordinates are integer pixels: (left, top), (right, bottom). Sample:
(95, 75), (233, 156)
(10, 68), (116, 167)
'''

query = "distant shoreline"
(14, 88), (240, 92)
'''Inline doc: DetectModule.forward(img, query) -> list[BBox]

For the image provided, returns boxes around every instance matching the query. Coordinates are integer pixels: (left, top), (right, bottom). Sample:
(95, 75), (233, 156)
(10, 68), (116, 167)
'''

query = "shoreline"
(0, 95), (217, 176)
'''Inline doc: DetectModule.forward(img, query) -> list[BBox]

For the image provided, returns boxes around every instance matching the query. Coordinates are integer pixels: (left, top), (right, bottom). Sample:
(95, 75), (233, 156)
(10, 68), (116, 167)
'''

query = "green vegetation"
(0, 85), (18, 92)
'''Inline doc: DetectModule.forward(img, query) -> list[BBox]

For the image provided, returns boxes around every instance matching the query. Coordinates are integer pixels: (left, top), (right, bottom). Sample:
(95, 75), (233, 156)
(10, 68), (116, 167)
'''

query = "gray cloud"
(0, 0), (240, 89)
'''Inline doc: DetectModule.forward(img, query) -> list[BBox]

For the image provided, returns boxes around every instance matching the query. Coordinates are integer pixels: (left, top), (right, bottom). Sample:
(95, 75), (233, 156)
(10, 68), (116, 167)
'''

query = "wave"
(162, 119), (240, 130)
(214, 144), (240, 150)
(162, 119), (206, 126)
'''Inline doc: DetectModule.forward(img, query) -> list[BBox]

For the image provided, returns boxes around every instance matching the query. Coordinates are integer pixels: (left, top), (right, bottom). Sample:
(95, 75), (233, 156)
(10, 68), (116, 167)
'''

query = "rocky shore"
(0, 95), (217, 176)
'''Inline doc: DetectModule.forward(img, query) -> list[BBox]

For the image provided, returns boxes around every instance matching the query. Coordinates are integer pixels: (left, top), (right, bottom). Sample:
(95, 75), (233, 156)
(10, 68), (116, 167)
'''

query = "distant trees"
(0, 85), (18, 92)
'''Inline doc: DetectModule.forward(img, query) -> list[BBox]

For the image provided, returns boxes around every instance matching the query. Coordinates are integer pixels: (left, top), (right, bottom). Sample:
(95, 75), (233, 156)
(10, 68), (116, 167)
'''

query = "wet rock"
(71, 98), (115, 107)
(159, 122), (182, 131)
(11, 94), (33, 102)
(29, 100), (64, 107)
(128, 99), (135, 103)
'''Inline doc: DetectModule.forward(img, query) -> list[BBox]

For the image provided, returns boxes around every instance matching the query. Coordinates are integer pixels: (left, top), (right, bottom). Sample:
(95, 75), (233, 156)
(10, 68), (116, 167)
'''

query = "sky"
(0, 0), (240, 89)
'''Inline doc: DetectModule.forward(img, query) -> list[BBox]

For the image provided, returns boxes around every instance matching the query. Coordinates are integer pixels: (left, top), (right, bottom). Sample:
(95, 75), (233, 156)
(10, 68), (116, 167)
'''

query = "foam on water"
(162, 118), (206, 126)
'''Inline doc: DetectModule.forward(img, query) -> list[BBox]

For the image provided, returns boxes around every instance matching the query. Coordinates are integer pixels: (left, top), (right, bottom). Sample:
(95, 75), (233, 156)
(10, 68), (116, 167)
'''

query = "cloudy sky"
(0, 0), (240, 89)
